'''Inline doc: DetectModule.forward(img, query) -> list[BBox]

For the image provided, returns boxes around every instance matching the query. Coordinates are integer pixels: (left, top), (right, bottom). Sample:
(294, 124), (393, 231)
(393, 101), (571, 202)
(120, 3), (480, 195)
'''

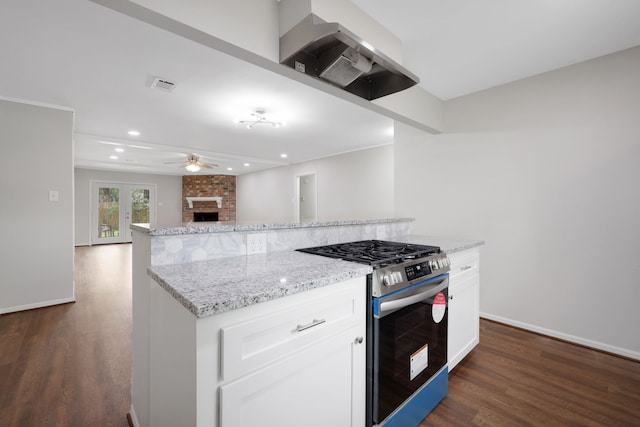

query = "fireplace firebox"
(193, 212), (219, 222)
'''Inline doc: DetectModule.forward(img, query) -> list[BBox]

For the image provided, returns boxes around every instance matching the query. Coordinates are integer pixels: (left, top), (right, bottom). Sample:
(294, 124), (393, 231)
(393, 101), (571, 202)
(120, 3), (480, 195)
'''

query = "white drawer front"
(447, 248), (479, 278)
(221, 279), (364, 381)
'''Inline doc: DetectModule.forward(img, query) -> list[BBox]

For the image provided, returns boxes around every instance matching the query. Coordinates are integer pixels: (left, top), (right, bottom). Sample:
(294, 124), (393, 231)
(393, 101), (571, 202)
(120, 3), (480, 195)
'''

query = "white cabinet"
(146, 275), (366, 427)
(220, 326), (363, 427)
(447, 247), (480, 370)
(219, 279), (366, 427)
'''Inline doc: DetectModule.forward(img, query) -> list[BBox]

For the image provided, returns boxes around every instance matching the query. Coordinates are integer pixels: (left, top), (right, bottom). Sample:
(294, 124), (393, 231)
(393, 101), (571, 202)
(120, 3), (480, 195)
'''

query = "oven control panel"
(405, 255), (450, 280)
(373, 254), (451, 297)
(405, 262), (432, 281)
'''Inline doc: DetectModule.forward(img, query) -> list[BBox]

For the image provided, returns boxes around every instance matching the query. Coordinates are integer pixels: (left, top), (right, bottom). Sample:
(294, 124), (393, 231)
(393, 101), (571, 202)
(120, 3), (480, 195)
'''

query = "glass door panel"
(130, 188), (150, 223)
(96, 185), (123, 244)
(125, 186), (154, 243)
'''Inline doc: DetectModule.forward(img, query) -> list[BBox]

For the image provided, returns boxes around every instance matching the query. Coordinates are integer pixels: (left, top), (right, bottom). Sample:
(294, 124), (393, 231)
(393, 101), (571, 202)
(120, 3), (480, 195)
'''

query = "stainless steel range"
(297, 240), (451, 427)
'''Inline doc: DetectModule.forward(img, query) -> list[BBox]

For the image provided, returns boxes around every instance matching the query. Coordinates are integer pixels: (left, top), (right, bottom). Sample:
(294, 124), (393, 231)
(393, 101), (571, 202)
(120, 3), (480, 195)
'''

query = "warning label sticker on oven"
(432, 292), (446, 323)
(410, 343), (429, 380)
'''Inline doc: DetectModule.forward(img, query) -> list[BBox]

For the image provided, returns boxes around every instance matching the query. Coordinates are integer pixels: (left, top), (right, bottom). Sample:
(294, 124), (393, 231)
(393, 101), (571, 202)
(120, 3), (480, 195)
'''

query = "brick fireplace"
(182, 175), (236, 222)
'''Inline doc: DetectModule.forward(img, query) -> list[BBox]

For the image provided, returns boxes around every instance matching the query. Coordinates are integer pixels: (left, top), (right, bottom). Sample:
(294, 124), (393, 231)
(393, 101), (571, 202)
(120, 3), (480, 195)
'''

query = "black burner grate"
(297, 240), (440, 268)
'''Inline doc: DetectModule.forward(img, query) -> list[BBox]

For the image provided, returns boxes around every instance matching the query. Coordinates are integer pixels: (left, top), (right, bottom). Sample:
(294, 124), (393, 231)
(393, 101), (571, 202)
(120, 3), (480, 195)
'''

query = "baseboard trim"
(128, 406), (140, 427)
(0, 296), (76, 315)
(480, 312), (640, 361)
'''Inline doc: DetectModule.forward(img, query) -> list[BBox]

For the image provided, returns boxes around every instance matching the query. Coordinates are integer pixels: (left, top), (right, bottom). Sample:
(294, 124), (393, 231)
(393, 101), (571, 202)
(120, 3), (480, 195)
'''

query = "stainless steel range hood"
(280, 14), (419, 101)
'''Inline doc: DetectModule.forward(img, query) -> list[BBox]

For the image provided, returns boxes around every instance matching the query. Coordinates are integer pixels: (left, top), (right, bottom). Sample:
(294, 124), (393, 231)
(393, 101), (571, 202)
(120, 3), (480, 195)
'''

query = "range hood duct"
(280, 14), (419, 101)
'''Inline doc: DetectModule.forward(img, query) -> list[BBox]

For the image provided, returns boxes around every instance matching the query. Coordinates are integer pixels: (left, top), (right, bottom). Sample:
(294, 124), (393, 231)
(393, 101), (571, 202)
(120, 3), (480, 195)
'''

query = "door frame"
(90, 180), (157, 245)
(294, 171), (317, 222)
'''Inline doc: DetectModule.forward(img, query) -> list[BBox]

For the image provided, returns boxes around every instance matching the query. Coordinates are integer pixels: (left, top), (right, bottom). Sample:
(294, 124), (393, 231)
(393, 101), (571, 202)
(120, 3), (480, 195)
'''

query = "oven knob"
(430, 260), (438, 270)
(382, 274), (391, 287)
(382, 272), (402, 287)
(392, 271), (402, 285)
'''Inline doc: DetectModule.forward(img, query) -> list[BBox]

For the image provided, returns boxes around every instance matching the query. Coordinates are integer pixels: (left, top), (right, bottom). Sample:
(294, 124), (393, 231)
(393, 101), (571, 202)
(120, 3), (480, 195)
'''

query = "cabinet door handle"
(296, 318), (326, 332)
(355, 337), (364, 344)
(461, 265), (473, 272)
(449, 295), (454, 300)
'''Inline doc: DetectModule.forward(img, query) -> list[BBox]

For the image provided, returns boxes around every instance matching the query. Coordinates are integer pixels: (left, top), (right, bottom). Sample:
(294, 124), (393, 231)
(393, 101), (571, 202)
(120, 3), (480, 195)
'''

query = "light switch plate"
(49, 190), (59, 202)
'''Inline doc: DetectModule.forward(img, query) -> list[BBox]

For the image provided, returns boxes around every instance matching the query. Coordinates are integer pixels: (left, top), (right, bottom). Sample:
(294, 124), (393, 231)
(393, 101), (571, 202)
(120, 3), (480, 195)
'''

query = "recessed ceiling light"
(280, 153), (288, 158)
(115, 148), (125, 153)
(227, 167), (233, 171)
(110, 155), (118, 160)
(243, 163), (250, 167)
(128, 130), (140, 136)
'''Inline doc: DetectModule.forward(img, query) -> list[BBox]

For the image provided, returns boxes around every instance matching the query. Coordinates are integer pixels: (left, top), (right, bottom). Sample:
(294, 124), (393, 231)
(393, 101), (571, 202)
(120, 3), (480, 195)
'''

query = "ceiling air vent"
(150, 77), (176, 93)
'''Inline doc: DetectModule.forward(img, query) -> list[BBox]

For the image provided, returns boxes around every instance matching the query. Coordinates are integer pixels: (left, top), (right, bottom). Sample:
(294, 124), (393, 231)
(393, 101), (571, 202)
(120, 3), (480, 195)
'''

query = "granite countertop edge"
(147, 252), (373, 318)
(135, 217), (415, 236)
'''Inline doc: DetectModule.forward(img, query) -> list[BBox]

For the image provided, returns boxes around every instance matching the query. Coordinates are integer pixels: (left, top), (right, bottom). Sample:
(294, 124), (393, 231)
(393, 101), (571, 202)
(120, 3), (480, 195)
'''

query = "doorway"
(91, 182), (156, 244)
(296, 172), (317, 222)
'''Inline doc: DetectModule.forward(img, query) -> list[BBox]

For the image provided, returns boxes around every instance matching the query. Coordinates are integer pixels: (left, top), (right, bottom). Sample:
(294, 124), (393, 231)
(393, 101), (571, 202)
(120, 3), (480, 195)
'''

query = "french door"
(91, 182), (156, 245)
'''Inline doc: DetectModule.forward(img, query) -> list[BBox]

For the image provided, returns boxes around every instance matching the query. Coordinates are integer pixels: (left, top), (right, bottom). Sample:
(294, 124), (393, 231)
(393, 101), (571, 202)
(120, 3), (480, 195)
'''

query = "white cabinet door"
(447, 248), (480, 370)
(448, 271), (479, 370)
(220, 325), (365, 427)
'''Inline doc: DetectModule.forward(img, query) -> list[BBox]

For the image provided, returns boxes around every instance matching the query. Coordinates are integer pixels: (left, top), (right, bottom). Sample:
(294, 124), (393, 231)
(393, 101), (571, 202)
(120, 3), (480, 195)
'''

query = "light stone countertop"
(388, 235), (485, 254)
(146, 234), (483, 319)
(148, 251), (372, 318)
(132, 217), (414, 236)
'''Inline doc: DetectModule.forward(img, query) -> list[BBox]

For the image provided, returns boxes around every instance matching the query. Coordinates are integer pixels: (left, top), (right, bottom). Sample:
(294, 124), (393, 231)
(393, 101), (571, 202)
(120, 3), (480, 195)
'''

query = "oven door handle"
(379, 280), (448, 316)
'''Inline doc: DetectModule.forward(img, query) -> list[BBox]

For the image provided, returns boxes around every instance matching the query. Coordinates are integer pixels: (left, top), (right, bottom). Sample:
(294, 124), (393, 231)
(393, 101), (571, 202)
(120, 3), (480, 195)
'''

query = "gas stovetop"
(296, 239), (441, 269)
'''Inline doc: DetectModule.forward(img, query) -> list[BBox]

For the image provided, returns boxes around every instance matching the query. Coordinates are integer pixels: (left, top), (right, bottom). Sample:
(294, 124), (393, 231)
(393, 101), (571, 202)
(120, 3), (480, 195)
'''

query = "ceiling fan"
(164, 154), (218, 172)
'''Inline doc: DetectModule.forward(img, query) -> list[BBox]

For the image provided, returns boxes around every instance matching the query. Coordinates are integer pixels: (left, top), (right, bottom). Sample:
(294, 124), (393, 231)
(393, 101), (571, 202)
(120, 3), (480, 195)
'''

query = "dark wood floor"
(0, 244), (132, 426)
(1, 244), (639, 426)
(424, 321), (640, 426)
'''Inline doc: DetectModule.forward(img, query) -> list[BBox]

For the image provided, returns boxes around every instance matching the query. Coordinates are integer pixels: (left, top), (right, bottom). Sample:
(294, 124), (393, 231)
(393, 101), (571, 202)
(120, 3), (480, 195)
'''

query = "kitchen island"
(130, 218), (483, 427)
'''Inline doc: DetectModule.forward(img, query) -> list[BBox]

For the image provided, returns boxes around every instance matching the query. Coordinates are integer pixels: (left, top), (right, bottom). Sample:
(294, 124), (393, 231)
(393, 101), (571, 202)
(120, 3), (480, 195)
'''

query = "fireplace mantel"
(186, 197), (222, 209)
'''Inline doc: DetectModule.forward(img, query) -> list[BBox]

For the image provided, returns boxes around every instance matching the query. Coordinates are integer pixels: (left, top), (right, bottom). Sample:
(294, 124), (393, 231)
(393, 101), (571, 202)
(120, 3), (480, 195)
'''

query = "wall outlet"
(247, 233), (267, 255)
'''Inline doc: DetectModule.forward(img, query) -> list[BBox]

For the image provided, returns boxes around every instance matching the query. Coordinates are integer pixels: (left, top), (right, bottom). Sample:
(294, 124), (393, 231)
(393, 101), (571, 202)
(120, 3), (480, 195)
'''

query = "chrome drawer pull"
(296, 318), (326, 332)
(461, 265), (473, 272)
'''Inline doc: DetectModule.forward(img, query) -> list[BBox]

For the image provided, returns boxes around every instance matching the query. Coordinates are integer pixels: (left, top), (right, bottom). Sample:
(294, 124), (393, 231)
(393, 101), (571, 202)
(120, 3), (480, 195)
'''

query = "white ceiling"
(353, 0), (640, 100)
(2, 0), (639, 176)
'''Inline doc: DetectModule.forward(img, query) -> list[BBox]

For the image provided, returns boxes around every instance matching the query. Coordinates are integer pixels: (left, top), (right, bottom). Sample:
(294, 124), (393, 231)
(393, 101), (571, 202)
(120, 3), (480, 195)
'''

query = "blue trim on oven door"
(378, 365), (448, 427)
(372, 273), (448, 317)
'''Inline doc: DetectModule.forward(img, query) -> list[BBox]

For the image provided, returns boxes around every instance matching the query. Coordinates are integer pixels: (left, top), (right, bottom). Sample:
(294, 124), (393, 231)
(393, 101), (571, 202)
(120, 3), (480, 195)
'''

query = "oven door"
(371, 274), (448, 424)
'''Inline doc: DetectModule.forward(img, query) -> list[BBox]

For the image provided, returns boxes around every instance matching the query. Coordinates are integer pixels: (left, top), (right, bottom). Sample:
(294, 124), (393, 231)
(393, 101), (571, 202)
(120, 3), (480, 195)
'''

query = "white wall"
(237, 145), (394, 222)
(394, 46), (640, 358)
(0, 99), (74, 313)
(74, 168), (182, 246)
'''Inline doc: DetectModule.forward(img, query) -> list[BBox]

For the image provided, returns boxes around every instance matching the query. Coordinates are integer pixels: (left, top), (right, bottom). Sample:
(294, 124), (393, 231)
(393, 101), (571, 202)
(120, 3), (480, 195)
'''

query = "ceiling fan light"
(185, 164), (201, 172)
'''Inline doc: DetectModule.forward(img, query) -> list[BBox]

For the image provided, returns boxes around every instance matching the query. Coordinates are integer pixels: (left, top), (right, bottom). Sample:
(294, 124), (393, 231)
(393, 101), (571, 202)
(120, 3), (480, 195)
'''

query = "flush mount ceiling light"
(236, 109), (282, 129)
